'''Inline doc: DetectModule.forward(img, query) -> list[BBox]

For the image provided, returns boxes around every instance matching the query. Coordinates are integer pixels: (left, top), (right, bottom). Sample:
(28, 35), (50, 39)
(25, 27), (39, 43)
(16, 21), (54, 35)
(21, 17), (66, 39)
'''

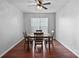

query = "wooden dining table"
(26, 33), (53, 51)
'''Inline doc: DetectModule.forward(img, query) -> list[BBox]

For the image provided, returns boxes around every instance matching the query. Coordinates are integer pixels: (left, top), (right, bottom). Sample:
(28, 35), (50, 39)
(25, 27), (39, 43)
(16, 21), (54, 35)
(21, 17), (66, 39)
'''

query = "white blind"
(31, 18), (48, 33)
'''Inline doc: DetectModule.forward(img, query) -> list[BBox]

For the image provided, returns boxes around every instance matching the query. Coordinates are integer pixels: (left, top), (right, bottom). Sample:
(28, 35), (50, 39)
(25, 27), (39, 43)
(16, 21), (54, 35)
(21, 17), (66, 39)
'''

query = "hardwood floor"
(2, 39), (77, 58)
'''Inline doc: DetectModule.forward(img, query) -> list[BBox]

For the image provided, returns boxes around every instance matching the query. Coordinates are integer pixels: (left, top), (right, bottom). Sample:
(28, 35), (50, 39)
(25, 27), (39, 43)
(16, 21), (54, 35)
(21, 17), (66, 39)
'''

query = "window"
(31, 18), (48, 33)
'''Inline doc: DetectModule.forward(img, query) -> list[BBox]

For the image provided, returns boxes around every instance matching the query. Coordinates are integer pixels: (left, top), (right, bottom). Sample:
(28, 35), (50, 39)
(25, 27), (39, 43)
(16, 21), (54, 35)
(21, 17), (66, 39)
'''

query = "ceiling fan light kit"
(37, 5), (42, 10)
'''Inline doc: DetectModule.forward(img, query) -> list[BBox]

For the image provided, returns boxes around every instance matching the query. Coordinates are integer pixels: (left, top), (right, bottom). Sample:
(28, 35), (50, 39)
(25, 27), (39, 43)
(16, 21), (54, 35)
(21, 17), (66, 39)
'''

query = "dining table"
(26, 32), (53, 52)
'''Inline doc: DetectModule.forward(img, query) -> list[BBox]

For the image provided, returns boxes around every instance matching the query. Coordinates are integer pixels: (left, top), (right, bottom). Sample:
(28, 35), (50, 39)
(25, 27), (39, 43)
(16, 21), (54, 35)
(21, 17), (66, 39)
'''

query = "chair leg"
(45, 41), (47, 49)
(24, 43), (26, 50)
(24, 41), (27, 51)
(30, 41), (32, 48)
(45, 42), (47, 48)
(24, 38), (27, 50)
(41, 45), (42, 49)
(41, 43), (43, 50)
(51, 39), (54, 48)
(35, 43), (36, 50)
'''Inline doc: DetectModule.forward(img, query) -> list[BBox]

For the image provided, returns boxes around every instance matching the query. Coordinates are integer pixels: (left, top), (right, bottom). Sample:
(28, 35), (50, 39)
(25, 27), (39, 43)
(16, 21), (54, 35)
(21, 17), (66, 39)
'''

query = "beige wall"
(56, 0), (79, 56)
(0, 0), (24, 56)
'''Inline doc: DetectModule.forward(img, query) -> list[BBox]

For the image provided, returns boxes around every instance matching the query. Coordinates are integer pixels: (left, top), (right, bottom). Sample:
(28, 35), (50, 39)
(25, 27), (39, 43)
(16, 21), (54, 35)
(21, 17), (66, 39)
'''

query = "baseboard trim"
(0, 37), (23, 57)
(57, 39), (79, 57)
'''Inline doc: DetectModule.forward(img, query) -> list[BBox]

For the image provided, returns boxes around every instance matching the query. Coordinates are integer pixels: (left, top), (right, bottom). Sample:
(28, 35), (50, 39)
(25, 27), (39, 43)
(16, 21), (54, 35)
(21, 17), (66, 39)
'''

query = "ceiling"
(6, 0), (70, 13)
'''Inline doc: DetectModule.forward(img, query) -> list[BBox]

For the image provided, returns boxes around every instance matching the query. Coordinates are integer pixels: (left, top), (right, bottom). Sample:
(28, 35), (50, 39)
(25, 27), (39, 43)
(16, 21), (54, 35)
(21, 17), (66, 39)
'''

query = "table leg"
(52, 36), (54, 47)
(49, 37), (50, 50)
(26, 38), (30, 52)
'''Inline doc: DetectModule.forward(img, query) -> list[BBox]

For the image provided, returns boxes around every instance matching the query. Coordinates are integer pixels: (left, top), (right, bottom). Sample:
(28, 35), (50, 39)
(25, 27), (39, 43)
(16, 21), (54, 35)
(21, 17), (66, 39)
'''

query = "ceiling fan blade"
(42, 6), (47, 9)
(43, 2), (51, 5)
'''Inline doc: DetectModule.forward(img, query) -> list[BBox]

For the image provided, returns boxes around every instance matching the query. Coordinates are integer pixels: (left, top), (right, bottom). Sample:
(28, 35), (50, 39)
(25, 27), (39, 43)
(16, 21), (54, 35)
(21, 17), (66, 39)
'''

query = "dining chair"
(34, 32), (44, 50)
(23, 32), (27, 50)
(23, 32), (33, 50)
(45, 30), (55, 48)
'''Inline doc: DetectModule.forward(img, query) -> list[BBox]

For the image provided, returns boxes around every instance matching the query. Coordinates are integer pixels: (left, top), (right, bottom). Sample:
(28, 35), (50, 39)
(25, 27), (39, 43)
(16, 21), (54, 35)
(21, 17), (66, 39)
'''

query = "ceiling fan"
(33, 0), (51, 10)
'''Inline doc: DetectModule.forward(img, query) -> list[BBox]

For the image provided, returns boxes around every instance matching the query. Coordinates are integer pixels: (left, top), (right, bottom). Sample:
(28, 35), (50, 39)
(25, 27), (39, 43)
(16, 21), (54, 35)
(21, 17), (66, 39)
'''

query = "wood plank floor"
(2, 39), (77, 58)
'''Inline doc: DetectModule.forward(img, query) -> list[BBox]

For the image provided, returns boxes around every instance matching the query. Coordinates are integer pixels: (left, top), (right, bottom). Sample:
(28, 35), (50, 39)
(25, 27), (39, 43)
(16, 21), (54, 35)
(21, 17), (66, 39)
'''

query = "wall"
(23, 13), (56, 34)
(0, 0), (24, 56)
(56, 0), (79, 56)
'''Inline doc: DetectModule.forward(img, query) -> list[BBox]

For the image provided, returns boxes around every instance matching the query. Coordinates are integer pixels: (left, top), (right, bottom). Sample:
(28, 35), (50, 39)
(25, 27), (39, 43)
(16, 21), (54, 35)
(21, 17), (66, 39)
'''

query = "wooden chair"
(34, 32), (44, 50)
(45, 30), (55, 48)
(23, 32), (27, 50)
(23, 32), (33, 50)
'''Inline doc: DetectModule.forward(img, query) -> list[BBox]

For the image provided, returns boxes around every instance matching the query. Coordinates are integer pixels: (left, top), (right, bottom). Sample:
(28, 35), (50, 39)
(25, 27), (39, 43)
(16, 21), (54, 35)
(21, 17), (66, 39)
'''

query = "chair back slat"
(34, 32), (44, 42)
(36, 30), (42, 32)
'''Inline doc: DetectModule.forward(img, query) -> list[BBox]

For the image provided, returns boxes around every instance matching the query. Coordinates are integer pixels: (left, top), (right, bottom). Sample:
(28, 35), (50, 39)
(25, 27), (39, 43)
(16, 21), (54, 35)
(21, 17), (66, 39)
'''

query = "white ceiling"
(6, 0), (70, 13)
